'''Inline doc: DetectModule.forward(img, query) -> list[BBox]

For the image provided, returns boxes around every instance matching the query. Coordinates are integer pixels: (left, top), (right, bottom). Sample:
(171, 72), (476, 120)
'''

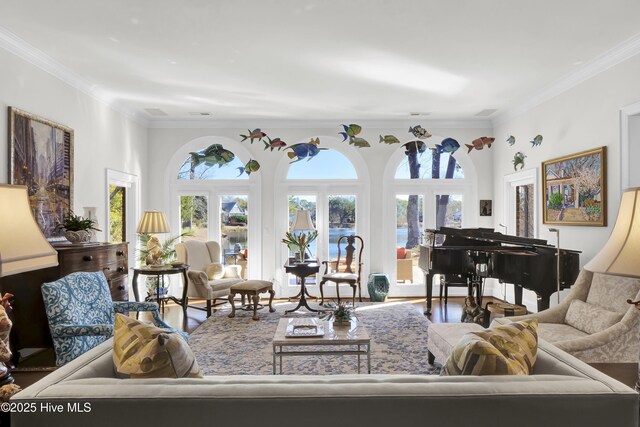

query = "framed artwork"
(479, 200), (492, 216)
(542, 146), (606, 226)
(9, 107), (74, 239)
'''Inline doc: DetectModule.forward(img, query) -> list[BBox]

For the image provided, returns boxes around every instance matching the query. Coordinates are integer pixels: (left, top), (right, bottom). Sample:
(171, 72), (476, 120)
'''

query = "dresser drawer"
(108, 276), (129, 301)
(59, 245), (128, 276)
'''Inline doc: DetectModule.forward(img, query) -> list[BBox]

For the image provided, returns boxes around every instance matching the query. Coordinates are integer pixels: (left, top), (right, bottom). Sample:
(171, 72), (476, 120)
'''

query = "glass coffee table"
(272, 317), (371, 374)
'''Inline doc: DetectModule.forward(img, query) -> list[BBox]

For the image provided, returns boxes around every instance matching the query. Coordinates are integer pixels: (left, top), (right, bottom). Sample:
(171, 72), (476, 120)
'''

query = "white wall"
(492, 54), (640, 310)
(0, 48), (149, 241)
(147, 124), (494, 291)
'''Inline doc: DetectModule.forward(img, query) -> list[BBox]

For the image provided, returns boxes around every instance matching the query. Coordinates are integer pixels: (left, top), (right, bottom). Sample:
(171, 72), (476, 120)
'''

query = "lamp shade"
(136, 211), (170, 234)
(0, 185), (58, 277)
(291, 209), (315, 231)
(584, 187), (640, 277)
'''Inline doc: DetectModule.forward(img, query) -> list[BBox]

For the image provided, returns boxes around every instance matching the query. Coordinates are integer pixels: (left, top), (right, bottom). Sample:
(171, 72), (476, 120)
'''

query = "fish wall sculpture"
(287, 137), (327, 163)
(189, 143), (235, 168)
(263, 136), (287, 151)
(408, 125), (431, 139)
(506, 135), (516, 146)
(379, 135), (401, 144)
(237, 159), (261, 176)
(434, 138), (460, 154)
(240, 128), (267, 144)
(339, 124), (362, 141)
(530, 135), (543, 147)
(465, 136), (495, 153)
(513, 152), (526, 171)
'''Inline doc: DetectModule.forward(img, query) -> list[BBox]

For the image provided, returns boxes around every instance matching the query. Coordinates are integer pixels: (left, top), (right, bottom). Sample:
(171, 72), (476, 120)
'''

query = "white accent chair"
(493, 269), (640, 363)
(175, 241), (245, 317)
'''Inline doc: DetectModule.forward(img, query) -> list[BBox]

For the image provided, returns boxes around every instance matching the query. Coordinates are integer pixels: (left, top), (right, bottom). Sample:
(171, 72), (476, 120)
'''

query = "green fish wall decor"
(263, 136), (287, 151)
(379, 135), (401, 144)
(237, 159), (260, 176)
(530, 135), (543, 147)
(189, 143), (235, 168)
(506, 135), (516, 146)
(339, 124), (362, 142)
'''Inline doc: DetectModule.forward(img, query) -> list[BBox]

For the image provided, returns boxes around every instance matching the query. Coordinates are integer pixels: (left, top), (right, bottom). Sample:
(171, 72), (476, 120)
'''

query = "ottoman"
(427, 322), (484, 365)
(228, 280), (275, 320)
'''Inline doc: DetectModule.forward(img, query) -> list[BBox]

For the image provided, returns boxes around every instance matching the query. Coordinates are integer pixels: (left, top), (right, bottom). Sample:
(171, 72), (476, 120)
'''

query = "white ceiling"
(1, 0), (640, 122)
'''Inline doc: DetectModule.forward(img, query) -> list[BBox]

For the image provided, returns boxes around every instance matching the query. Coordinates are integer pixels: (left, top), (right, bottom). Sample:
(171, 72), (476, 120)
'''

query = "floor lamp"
(0, 185), (59, 389)
(583, 188), (640, 390)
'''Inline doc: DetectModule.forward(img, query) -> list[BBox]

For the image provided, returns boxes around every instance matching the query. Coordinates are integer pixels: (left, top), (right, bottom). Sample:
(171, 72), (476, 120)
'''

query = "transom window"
(395, 148), (464, 179)
(287, 150), (357, 180)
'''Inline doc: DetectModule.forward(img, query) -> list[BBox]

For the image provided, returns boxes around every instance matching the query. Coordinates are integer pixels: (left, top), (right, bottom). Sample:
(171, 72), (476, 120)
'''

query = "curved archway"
(381, 135), (479, 296)
(273, 136), (370, 298)
(165, 135), (262, 279)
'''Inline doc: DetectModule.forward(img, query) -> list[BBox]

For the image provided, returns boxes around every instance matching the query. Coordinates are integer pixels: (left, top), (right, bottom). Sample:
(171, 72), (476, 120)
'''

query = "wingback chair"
(42, 272), (180, 366)
(175, 240), (245, 317)
(319, 235), (364, 305)
(493, 269), (640, 363)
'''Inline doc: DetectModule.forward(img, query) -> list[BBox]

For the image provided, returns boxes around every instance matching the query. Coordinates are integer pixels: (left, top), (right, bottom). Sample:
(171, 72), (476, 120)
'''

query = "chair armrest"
(321, 261), (331, 274)
(51, 324), (113, 338)
(113, 301), (160, 313)
(187, 270), (209, 287)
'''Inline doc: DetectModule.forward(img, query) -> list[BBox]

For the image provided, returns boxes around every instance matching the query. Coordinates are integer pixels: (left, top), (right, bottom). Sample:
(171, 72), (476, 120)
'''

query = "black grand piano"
(418, 227), (581, 315)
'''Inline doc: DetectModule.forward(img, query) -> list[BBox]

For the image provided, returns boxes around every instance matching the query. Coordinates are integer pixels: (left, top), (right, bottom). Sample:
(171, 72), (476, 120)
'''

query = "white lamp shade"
(136, 211), (170, 234)
(584, 187), (640, 277)
(0, 185), (58, 277)
(291, 210), (315, 231)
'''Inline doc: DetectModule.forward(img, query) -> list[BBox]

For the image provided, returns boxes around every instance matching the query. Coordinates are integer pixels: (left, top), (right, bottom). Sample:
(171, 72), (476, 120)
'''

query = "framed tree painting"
(542, 146), (606, 226)
(9, 107), (74, 239)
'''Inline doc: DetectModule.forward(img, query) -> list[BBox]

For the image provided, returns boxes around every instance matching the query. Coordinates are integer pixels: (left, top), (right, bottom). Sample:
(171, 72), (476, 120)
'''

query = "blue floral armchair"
(42, 271), (187, 366)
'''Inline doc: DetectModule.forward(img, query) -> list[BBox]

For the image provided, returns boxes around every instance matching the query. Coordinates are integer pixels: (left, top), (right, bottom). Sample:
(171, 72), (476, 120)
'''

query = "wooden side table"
(284, 263), (320, 314)
(131, 265), (189, 312)
(589, 363), (638, 389)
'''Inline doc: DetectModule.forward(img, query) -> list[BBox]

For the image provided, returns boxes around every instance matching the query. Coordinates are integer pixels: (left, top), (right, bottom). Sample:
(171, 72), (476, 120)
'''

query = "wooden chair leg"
(251, 294), (260, 320)
(207, 299), (213, 317)
(335, 282), (341, 303)
(227, 294), (236, 318)
(444, 285), (449, 305)
(358, 282), (362, 302)
(351, 284), (356, 306)
(268, 289), (275, 312)
(319, 280), (326, 304)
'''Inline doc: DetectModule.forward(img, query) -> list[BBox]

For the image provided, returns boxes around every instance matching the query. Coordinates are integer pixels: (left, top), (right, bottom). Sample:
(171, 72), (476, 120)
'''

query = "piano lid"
(426, 227), (551, 248)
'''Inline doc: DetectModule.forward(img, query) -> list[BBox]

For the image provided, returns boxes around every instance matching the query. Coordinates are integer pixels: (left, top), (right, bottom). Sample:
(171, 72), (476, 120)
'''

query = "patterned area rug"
(189, 301), (432, 375)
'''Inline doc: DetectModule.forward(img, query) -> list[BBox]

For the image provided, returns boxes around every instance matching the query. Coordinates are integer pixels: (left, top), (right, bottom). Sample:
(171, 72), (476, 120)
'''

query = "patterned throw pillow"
(112, 314), (202, 379)
(442, 319), (538, 376)
(205, 262), (225, 280)
(565, 299), (623, 335)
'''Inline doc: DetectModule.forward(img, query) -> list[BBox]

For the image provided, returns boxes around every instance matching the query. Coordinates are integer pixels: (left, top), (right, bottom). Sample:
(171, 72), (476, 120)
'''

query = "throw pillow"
(565, 299), (623, 335)
(112, 314), (202, 379)
(223, 265), (242, 279)
(397, 247), (407, 259)
(205, 262), (225, 280)
(442, 319), (538, 376)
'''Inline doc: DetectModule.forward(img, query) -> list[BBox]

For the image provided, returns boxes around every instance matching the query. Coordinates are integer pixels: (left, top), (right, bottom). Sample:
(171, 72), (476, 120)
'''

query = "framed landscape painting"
(9, 107), (74, 239)
(542, 146), (606, 226)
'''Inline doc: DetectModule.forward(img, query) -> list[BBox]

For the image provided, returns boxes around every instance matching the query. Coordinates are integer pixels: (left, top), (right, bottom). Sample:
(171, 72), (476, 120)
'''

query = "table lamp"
(584, 188), (640, 390)
(136, 211), (170, 267)
(0, 184), (59, 387)
(290, 209), (317, 262)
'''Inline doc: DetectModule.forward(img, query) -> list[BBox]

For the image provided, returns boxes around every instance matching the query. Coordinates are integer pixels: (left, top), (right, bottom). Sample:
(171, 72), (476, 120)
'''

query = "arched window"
(274, 136), (369, 298)
(383, 137), (477, 294)
(166, 136), (261, 281)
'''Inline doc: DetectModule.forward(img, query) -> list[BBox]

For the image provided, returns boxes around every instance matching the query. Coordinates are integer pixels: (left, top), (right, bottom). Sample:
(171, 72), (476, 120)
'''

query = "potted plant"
(281, 230), (318, 263)
(58, 212), (101, 243)
(320, 302), (356, 326)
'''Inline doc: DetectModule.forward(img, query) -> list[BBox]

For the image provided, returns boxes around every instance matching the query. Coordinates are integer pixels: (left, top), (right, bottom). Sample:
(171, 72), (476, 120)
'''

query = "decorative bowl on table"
(170, 261), (185, 268)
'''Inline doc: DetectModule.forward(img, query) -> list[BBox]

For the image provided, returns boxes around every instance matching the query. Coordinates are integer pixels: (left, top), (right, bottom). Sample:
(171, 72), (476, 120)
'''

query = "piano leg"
(424, 272), (434, 316)
(514, 285), (523, 306)
(537, 294), (550, 312)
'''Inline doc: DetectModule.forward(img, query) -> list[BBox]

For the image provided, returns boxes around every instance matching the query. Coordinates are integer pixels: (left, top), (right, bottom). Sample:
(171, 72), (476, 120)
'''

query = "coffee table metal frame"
(272, 318), (371, 375)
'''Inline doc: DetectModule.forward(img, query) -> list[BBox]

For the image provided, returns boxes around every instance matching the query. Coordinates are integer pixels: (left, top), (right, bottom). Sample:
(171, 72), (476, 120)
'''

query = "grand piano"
(418, 227), (581, 315)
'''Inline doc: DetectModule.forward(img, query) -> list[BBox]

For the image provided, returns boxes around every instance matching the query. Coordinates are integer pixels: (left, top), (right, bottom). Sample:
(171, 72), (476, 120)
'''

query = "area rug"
(189, 301), (432, 375)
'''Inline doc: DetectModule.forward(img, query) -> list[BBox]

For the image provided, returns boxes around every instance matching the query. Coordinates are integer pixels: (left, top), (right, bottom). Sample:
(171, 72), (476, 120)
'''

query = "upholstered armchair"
(42, 272), (181, 366)
(493, 269), (640, 363)
(175, 240), (245, 317)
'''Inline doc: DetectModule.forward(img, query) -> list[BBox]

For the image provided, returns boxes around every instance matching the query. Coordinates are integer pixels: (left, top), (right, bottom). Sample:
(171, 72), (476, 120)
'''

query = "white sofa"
(11, 337), (638, 427)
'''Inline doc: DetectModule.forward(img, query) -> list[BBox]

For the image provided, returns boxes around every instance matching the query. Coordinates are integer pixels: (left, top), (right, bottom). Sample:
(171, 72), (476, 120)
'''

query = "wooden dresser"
(0, 242), (129, 363)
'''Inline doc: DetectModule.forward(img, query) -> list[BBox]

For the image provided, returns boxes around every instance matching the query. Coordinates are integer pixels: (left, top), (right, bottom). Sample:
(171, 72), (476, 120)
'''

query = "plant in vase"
(320, 301), (356, 326)
(137, 231), (192, 296)
(281, 230), (318, 263)
(57, 212), (101, 243)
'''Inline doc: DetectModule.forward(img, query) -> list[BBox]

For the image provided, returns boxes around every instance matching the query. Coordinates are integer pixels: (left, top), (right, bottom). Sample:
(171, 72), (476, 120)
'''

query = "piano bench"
(427, 323), (484, 365)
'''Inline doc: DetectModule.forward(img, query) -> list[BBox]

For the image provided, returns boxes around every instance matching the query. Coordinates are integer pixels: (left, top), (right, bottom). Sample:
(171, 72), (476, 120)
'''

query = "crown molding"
(492, 31), (640, 127)
(0, 25), (149, 127)
(148, 118), (493, 130)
